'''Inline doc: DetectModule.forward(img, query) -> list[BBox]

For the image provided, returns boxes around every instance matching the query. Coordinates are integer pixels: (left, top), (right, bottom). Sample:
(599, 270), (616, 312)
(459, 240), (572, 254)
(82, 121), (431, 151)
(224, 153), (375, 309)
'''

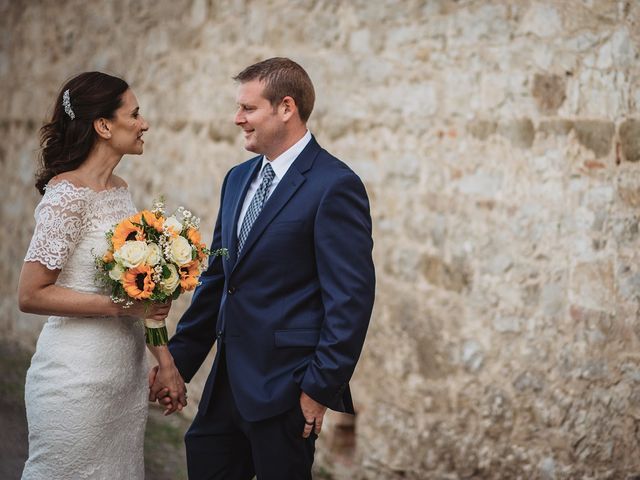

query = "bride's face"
(108, 89), (149, 155)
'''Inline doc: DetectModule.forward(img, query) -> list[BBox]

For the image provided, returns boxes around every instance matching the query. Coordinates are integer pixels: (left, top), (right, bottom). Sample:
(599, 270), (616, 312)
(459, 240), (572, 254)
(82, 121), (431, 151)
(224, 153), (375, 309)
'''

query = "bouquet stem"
(145, 319), (169, 346)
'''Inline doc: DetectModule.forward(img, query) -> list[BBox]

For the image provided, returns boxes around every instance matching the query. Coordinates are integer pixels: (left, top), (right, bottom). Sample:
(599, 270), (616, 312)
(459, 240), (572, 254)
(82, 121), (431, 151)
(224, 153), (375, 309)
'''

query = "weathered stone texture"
(532, 73), (567, 114)
(573, 119), (615, 158)
(620, 118), (640, 162)
(2, 0), (640, 478)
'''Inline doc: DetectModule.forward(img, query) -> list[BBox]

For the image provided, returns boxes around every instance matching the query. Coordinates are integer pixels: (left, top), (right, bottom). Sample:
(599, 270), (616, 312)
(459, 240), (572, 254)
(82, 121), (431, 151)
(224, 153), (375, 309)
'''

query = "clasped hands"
(148, 363), (187, 415)
(147, 362), (327, 437)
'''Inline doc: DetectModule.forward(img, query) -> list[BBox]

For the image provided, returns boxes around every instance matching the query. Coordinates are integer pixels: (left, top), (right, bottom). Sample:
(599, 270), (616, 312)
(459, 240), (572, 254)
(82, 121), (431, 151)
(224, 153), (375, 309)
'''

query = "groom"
(154, 57), (375, 479)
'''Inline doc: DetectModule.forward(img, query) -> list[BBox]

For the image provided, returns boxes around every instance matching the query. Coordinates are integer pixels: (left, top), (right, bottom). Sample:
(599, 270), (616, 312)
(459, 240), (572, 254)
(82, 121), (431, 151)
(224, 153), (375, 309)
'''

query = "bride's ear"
(94, 118), (112, 140)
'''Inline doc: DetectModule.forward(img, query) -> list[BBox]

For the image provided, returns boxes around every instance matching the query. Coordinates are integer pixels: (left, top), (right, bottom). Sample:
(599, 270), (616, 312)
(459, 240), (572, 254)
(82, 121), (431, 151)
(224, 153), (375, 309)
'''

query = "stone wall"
(2, 0), (640, 478)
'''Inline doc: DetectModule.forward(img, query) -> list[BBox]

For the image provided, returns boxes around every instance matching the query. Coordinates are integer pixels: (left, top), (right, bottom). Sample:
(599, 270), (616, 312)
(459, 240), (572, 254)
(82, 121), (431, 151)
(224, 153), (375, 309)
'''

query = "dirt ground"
(0, 339), (190, 480)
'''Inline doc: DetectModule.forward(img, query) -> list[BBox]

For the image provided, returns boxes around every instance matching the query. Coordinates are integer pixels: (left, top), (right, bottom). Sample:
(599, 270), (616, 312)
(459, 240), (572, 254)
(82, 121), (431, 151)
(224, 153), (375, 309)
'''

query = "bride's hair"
(35, 72), (129, 194)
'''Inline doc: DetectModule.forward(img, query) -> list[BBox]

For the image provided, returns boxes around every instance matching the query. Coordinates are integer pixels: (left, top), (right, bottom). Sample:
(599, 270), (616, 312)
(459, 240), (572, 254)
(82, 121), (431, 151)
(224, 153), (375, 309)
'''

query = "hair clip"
(62, 89), (75, 120)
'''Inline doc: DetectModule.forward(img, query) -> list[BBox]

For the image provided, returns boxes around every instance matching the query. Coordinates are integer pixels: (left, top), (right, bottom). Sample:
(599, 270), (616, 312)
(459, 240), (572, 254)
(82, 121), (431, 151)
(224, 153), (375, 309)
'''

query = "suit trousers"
(184, 349), (317, 480)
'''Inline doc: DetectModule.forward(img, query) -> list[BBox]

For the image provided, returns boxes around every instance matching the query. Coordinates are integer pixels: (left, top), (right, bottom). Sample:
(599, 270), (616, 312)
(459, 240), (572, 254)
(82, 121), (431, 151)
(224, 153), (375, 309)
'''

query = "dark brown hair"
(233, 57), (315, 122)
(35, 72), (129, 194)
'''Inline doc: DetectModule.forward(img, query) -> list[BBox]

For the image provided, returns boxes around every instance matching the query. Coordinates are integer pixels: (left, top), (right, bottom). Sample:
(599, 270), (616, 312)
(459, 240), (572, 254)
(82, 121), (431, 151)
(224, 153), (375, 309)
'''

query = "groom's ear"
(93, 117), (112, 140)
(280, 96), (298, 122)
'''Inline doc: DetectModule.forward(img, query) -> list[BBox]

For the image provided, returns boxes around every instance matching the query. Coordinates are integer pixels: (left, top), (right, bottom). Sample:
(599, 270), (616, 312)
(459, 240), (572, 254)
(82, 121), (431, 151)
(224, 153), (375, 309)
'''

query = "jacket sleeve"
(169, 172), (229, 382)
(300, 171), (376, 407)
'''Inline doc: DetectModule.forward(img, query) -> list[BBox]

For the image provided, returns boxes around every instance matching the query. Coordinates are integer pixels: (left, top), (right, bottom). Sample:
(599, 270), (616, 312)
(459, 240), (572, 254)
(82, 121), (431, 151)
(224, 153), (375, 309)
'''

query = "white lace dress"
(21, 180), (148, 480)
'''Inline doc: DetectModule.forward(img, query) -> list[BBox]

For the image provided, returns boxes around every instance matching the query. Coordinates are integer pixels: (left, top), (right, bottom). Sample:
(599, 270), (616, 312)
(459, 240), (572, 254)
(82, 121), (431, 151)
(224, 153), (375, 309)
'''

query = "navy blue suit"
(169, 137), (375, 478)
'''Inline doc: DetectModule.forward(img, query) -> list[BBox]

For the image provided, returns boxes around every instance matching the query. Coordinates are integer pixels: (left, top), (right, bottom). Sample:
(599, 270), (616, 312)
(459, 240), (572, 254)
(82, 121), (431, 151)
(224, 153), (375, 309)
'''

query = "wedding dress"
(21, 180), (147, 479)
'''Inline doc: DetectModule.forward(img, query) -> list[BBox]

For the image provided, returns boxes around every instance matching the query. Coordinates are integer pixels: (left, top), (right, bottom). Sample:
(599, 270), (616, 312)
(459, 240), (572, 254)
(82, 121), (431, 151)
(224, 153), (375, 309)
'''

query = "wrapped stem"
(144, 319), (169, 346)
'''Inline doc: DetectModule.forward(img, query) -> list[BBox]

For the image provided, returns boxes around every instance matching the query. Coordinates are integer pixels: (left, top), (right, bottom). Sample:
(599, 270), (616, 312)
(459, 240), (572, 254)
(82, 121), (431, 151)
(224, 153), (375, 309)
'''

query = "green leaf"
(162, 265), (171, 279)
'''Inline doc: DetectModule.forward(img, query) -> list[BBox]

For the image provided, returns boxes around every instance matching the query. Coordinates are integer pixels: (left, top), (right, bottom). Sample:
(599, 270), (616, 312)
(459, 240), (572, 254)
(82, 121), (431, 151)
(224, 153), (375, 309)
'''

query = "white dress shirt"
(237, 130), (312, 236)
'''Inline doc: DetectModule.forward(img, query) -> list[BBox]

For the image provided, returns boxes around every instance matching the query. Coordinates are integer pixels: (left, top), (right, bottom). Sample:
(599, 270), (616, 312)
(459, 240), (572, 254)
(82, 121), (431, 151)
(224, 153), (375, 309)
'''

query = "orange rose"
(122, 264), (155, 300)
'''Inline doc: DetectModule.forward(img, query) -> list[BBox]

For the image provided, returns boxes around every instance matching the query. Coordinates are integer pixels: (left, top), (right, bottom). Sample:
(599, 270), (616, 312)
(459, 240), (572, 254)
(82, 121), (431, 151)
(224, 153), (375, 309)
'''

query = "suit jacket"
(169, 136), (375, 422)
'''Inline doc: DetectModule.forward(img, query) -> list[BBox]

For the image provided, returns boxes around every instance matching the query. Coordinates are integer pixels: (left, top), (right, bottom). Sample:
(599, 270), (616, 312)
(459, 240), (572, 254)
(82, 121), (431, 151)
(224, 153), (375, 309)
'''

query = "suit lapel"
(232, 137), (320, 271)
(225, 157), (262, 265)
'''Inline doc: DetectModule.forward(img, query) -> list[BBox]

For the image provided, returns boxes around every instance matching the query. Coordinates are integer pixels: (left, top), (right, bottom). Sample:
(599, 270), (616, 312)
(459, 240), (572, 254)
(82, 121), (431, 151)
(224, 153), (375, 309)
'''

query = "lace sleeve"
(24, 181), (90, 270)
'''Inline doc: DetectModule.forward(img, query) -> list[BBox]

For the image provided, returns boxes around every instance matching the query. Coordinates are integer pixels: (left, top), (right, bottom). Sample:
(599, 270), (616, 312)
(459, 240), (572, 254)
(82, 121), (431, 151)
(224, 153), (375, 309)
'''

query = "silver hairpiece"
(62, 89), (75, 120)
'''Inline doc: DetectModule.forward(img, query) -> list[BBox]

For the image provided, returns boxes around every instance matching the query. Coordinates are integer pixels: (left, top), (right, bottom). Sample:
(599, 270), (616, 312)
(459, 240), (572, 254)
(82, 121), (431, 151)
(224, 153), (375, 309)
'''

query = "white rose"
(114, 240), (149, 268)
(165, 215), (183, 234)
(160, 264), (180, 295)
(108, 263), (125, 281)
(168, 236), (193, 266)
(146, 242), (162, 266)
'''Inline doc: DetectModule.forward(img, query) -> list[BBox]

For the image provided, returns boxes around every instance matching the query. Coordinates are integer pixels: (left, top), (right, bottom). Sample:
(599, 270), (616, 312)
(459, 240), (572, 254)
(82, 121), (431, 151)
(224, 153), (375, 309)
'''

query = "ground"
(0, 339), (190, 480)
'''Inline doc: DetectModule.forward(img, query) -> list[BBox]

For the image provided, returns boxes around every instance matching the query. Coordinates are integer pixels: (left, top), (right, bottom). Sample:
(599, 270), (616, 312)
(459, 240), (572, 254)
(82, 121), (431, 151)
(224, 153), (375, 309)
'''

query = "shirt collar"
(260, 130), (312, 179)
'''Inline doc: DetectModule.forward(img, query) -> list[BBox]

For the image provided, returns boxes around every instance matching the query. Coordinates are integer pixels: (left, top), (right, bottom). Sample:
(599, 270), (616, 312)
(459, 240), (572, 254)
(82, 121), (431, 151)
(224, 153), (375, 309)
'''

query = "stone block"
(498, 118), (535, 149)
(573, 120), (614, 158)
(420, 254), (472, 293)
(532, 73), (566, 113)
(541, 283), (565, 317)
(456, 171), (503, 196)
(619, 119), (640, 163)
(570, 259), (615, 312)
(617, 174), (640, 208)
(612, 214), (639, 244)
(466, 118), (497, 140)
(538, 119), (574, 136)
(521, 4), (562, 38)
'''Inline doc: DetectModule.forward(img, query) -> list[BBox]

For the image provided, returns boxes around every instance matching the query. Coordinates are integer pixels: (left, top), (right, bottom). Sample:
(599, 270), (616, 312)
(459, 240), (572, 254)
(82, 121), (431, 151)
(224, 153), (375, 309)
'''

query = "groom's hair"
(234, 57), (315, 123)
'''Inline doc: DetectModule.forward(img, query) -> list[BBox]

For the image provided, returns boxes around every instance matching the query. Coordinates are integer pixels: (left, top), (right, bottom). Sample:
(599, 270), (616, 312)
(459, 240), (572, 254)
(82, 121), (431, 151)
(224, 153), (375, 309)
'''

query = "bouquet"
(96, 199), (226, 346)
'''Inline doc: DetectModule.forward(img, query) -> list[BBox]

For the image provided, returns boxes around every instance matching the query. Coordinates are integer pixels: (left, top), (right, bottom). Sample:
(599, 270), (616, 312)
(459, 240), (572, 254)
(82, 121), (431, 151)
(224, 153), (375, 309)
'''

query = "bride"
(18, 71), (186, 479)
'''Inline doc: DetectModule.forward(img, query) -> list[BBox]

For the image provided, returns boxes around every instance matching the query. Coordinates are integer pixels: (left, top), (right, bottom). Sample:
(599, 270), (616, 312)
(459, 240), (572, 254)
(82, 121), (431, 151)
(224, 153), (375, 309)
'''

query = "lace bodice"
(24, 180), (137, 293)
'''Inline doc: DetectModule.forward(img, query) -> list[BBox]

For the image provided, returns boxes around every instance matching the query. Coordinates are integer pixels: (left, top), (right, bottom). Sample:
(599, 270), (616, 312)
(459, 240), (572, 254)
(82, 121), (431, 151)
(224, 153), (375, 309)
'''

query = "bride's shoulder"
(42, 174), (93, 203)
(47, 172), (88, 190)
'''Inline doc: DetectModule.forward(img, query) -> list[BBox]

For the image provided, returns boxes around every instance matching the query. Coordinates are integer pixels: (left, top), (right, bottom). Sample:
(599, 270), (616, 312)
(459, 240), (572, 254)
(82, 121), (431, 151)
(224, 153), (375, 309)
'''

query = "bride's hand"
(117, 300), (171, 320)
(149, 364), (187, 415)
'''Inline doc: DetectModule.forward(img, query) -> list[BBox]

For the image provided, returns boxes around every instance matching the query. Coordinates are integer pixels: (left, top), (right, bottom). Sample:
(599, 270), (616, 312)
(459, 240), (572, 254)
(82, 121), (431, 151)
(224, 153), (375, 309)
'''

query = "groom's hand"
(300, 391), (327, 438)
(148, 364), (188, 415)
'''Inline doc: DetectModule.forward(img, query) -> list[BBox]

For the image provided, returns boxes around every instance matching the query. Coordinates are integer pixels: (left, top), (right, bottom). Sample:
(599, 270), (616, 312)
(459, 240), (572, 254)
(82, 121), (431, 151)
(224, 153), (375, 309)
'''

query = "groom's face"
(235, 79), (286, 159)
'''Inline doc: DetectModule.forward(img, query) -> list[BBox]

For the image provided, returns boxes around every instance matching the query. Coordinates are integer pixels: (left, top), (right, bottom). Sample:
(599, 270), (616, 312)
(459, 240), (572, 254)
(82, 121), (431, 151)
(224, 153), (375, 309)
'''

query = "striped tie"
(237, 163), (275, 253)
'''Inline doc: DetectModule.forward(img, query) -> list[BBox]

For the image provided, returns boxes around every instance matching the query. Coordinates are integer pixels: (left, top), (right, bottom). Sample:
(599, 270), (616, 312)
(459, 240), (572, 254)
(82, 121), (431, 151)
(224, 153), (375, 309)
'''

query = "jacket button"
(216, 331), (223, 339)
(227, 286), (236, 295)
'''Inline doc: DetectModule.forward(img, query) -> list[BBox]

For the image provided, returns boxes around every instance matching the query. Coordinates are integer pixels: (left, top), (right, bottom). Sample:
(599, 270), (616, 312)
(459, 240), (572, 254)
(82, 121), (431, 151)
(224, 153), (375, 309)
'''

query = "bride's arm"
(18, 261), (169, 320)
(19, 261), (119, 316)
(147, 344), (187, 414)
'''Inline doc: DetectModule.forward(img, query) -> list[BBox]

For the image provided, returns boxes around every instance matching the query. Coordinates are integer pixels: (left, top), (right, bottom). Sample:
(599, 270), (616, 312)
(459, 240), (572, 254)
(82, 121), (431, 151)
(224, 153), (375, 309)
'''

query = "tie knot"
(262, 163), (275, 182)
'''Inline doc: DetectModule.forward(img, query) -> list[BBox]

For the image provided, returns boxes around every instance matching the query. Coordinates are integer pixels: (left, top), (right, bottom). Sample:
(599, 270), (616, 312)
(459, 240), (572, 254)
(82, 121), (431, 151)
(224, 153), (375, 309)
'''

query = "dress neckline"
(46, 179), (129, 195)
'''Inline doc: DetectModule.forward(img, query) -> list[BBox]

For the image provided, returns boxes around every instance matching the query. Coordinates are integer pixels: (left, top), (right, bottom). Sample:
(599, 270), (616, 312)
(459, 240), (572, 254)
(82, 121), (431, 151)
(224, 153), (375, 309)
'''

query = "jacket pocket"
(274, 328), (321, 348)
